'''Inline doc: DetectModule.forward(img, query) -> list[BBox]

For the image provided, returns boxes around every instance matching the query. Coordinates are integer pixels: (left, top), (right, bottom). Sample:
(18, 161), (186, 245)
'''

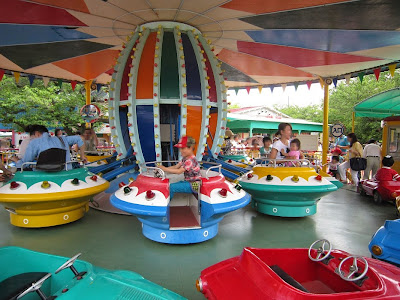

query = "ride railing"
(1, 148), (18, 163)
(20, 160), (83, 172)
(256, 158), (312, 168)
(140, 161), (222, 180)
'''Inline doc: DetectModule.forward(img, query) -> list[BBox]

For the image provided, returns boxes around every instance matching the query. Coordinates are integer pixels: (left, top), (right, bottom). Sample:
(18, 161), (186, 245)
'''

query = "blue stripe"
(246, 29), (400, 53)
(201, 195), (250, 220)
(110, 195), (167, 217)
(137, 105), (156, 162)
(0, 24), (94, 47)
(182, 33), (201, 100)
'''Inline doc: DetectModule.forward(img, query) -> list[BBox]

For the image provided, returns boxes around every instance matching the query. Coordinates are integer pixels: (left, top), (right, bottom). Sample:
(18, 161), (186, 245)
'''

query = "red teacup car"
(196, 239), (400, 299)
(358, 179), (400, 204)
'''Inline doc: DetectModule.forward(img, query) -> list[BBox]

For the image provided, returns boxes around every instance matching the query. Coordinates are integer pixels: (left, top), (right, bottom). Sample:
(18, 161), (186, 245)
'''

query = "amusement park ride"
(2, 0), (400, 298)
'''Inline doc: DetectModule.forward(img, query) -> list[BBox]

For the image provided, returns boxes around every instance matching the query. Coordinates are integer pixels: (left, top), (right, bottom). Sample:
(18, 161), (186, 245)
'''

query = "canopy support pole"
(322, 80), (329, 173)
(85, 80), (92, 128)
(352, 112), (355, 132)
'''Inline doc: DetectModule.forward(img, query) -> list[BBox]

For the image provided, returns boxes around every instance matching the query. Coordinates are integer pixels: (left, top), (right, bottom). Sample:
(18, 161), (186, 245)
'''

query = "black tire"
(373, 191), (382, 205)
(359, 184), (366, 196)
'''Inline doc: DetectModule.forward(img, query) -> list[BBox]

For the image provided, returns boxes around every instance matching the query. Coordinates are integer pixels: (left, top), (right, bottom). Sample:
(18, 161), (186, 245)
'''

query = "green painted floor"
(0, 187), (397, 299)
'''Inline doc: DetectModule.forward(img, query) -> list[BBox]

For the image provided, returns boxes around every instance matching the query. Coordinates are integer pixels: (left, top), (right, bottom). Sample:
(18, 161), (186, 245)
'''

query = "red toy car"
(196, 240), (400, 299)
(358, 179), (400, 204)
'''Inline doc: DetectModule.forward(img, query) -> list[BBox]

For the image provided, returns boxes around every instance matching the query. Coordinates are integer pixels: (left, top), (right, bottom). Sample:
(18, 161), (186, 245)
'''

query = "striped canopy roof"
(1, 0), (400, 87)
(354, 88), (400, 118)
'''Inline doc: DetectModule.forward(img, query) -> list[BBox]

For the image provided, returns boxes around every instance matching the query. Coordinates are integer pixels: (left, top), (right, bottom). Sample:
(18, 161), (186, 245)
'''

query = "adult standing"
(336, 135), (350, 154)
(270, 123), (304, 160)
(17, 125), (35, 159)
(82, 128), (98, 153)
(338, 133), (363, 186)
(222, 130), (234, 155)
(55, 128), (64, 137)
(362, 139), (381, 179)
(231, 134), (242, 154)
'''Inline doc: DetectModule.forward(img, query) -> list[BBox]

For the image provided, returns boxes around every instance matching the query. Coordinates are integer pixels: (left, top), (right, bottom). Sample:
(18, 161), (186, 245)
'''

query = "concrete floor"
(0, 187), (397, 299)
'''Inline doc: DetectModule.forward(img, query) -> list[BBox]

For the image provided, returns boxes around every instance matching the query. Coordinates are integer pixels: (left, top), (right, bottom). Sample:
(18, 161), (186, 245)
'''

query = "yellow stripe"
(0, 182), (110, 202)
(252, 167), (318, 181)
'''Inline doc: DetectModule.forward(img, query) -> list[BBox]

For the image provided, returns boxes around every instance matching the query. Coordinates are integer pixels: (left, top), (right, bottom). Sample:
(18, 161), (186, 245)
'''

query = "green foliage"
(276, 70), (400, 143)
(275, 104), (323, 123)
(0, 75), (107, 135)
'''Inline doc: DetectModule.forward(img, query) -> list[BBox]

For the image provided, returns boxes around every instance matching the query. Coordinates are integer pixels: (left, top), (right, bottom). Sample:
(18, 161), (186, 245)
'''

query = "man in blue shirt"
(11, 125), (86, 170)
(336, 135), (350, 154)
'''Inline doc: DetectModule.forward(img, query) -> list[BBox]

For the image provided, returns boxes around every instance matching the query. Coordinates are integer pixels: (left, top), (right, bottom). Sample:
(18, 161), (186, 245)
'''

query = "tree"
(0, 75), (107, 135)
(274, 104), (323, 123)
(328, 71), (400, 143)
(276, 70), (400, 143)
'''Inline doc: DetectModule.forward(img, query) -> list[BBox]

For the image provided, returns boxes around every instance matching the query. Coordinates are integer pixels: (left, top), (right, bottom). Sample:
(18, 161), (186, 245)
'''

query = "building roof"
(228, 106), (323, 133)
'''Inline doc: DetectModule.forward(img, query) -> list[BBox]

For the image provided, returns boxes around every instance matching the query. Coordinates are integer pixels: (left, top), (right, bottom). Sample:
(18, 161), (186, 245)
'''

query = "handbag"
(349, 157), (367, 171)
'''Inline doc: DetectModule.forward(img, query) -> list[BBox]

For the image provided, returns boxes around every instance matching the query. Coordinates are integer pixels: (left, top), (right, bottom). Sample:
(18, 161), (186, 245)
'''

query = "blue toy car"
(369, 219), (400, 267)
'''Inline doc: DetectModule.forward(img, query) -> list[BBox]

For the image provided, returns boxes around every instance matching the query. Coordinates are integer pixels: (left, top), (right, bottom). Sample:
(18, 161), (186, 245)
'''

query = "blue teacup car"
(369, 219), (400, 267)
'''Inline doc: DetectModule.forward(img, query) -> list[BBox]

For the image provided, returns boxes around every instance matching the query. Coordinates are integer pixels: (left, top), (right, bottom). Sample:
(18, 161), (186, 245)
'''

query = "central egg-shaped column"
(108, 22), (228, 165)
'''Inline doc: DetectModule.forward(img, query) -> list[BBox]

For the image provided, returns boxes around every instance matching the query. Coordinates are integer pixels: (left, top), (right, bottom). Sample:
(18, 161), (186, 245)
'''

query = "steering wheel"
(308, 239), (332, 262)
(55, 253), (81, 274)
(17, 273), (52, 299)
(338, 256), (369, 282)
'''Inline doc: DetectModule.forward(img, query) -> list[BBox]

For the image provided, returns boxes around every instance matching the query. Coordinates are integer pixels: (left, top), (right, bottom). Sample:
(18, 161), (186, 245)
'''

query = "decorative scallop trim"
(109, 31), (140, 159)
(153, 25), (164, 162)
(187, 31), (210, 160)
(198, 35), (227, 158)
(127, 28), (150, 165)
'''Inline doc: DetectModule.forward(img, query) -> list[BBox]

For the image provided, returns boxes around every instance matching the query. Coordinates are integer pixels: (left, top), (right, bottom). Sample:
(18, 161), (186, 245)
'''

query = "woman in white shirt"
(270, 123), (293, 160)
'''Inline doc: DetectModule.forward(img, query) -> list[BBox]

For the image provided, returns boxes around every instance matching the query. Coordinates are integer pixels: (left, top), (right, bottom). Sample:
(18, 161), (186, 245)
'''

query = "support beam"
(85, 80), (92, 128)
(322, 81), (329, 173)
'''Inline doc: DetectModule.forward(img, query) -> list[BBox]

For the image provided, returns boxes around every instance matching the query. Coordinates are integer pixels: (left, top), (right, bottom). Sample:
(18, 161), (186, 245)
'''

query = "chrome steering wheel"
(55, 253), (81, 274)
(17, 273), (52, 299)
(338, 256), (369, 282)
(308, 239), (332, 262)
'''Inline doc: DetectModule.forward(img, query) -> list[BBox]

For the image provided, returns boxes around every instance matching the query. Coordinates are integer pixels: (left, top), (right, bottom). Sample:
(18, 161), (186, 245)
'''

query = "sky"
(227, 82), (326, 109)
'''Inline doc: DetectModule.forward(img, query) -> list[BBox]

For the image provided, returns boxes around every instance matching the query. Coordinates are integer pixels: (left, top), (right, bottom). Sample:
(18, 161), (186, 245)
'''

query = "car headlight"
(371, 245), (383, 256)
(196, 278), (203, 293)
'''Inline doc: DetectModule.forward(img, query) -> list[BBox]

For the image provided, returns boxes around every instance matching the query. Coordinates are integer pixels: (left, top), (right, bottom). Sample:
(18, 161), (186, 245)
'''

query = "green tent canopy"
(354, 88), (400, 118)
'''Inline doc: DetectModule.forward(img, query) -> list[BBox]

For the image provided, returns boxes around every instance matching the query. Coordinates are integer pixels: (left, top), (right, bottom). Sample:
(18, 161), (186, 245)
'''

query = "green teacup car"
(0, 246), (184, 300)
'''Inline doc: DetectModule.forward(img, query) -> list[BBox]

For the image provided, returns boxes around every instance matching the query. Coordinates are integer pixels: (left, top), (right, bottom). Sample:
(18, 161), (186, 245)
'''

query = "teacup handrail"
(204, 164), (222, 179)
(139, 160), (222, 179)
(20, 162), (37, 172)
(256, 158), (311, 168)
(20, 160), (82, 172)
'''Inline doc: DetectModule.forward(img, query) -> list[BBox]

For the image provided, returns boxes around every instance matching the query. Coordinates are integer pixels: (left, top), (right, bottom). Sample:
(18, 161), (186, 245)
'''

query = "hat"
(174, 136), (196, 148)
(331, 147), (342, 155)
(225, 130), (234, 138)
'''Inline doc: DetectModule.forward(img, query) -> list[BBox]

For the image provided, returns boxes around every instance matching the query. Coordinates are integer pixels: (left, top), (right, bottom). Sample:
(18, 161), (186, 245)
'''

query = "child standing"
(328, 156), (340, 179)
(375, 155), (400, 181)
(159, 136), (201, 199)
(281, 138), (301, 166)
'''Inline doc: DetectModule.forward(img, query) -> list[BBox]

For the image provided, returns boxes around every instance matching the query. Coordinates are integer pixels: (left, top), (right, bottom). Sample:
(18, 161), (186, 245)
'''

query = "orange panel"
(217, 48), (313, 78)
(136, 32), (156, 99)
(186, 106), (202, 154)
(207, 111), (218, 150)
(221, 0), (350, 14)
(52, 49), (119, 80)
(29, 0), (89, 13)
